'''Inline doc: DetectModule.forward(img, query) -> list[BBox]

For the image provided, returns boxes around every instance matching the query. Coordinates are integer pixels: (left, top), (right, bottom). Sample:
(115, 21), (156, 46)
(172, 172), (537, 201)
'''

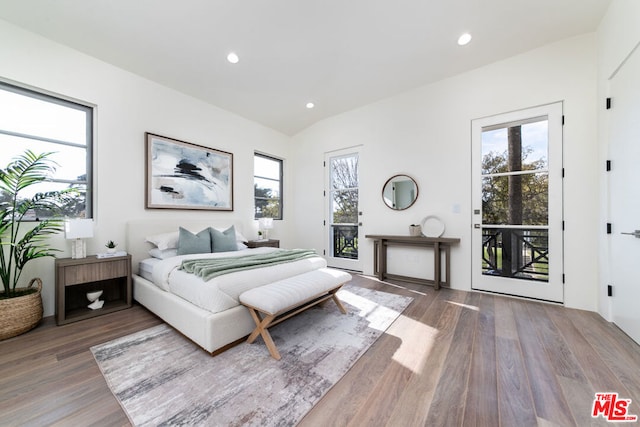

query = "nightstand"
(246, 239), (280, 248)
(55, 254), (132, 325)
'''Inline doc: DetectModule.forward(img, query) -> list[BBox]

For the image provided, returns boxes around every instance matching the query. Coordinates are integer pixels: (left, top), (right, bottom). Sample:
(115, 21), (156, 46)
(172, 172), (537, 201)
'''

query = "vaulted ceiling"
(0, 0), (611, 135)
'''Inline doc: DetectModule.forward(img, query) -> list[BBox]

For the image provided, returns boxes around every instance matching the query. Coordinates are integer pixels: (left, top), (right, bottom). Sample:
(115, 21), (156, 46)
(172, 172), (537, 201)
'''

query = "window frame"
(0, 80), (94, 219)
(253, 152), (283, 220)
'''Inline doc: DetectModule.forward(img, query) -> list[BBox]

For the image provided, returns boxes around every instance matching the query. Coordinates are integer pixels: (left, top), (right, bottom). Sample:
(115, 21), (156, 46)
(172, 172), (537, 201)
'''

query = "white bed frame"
(126, 219), (256, 354)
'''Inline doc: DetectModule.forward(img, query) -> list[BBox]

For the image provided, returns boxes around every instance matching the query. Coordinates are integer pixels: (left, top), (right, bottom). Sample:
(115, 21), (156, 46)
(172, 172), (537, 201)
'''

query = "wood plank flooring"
(1, 275), (639, 426)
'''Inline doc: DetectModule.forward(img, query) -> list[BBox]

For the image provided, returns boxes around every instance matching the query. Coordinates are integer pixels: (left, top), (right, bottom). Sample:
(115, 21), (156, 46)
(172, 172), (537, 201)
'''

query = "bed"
(125, 219), (339, 354)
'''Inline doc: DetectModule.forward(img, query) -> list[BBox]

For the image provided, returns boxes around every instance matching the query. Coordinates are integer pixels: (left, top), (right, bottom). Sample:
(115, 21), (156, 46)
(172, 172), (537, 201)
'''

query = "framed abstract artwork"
(145, 133), (233, 210)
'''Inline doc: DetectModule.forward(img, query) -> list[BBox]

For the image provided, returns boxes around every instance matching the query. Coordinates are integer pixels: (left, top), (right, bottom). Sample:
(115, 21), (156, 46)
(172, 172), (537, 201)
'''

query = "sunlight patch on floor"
(386, 314), (438, 374)
(338, 290), (405, 331)
(355, 274), (428, 297)
(446, 300), (479, 311)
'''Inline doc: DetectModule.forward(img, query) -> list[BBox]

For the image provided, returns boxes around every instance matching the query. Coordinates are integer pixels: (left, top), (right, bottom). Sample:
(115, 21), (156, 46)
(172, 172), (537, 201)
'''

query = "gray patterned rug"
(91, 284), (412, 426)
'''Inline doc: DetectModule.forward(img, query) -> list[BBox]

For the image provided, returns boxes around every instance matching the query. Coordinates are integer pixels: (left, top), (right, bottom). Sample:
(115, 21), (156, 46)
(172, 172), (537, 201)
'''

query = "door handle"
(621, 230), (640, 238)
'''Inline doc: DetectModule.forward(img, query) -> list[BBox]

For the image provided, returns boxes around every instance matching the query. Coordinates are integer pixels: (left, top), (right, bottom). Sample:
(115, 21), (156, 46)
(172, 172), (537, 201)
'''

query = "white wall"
(0, 19), (291, 317)
(291, 34), (599, 311)
(3, 11), (626, 317)
(596, 0), (640, 319)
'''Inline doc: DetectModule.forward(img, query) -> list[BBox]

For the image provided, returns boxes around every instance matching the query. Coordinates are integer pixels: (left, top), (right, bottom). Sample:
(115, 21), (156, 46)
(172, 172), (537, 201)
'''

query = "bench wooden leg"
(246, 308), (281, 360)
(330, 288), (347, 314)
(244, 285), (348, 360)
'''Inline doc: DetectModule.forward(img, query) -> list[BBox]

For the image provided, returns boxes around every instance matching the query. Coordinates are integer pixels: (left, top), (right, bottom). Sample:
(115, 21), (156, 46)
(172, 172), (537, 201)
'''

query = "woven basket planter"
(0, 278), (43, 341)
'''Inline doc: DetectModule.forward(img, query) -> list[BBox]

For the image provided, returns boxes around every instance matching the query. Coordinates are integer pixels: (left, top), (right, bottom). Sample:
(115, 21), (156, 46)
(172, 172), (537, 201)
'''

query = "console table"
(365, 235), (460, 289)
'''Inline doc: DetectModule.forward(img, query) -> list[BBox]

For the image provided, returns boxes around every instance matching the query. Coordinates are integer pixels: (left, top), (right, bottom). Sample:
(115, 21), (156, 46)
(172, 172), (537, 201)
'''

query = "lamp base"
(71, 239), (86, 259)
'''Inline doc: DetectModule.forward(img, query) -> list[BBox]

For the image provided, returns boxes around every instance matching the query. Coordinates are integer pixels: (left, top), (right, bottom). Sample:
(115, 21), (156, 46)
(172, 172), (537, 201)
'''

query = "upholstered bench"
(239, 268), (352, 360)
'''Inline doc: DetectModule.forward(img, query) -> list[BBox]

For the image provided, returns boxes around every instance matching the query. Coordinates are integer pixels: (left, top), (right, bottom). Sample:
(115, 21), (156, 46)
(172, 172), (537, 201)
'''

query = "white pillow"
(145, 231), (179, 250)
(148, 248), (179, 259)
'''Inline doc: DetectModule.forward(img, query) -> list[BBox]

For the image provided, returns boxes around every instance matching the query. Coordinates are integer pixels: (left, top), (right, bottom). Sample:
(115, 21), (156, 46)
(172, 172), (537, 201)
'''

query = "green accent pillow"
(210, 225), (238, 252)
(177, 227), (212, 255)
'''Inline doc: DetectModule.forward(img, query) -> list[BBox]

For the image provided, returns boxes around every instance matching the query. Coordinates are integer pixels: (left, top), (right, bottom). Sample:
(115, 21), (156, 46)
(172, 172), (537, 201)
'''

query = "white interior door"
(471, 103), (564, 302)
(325, 148), (362, 271)
(609, 43), (640, 345)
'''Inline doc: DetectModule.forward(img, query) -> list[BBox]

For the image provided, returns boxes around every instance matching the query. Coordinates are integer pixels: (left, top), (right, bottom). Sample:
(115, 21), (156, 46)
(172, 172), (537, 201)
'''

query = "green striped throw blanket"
(180, 249), (318, 281)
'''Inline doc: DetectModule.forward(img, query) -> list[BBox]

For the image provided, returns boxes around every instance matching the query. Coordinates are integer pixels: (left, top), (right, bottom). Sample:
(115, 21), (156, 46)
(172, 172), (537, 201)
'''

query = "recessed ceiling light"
(306, 102), (315, 109)
(227, 52), (239, 64)
(457, 33), (472, 46)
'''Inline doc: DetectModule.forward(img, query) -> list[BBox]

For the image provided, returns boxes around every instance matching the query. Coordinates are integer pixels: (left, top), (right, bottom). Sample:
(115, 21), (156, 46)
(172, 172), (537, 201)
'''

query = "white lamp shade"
(259, 217), (274, 230)
(64, 219), (94, 239)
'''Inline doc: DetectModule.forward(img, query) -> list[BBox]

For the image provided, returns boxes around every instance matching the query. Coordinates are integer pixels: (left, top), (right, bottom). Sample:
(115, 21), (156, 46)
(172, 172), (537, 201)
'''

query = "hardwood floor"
(1, 275), (639, 426)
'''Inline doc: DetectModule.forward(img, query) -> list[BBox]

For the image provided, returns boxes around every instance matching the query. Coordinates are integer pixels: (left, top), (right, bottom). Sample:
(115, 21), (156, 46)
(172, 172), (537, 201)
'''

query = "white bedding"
(144, 247), (328, 314)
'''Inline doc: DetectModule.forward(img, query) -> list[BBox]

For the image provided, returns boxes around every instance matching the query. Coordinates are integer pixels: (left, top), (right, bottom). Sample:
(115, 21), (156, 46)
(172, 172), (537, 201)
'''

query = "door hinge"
(323, 249), (326, 256)
(323, 190), (326, 197)
(562, 221), (565, 230)
(562, 115), (565, 125)
(606, 97), (612, 109)
(606, 160), (611, 171)
(607, 284), (613, 297)
(323, 220), (326, 226)
(562, 168), (565, 178)
(323, 161), (326, 167)
(607, 223), (612, 234)
(562, 274), (565, 284)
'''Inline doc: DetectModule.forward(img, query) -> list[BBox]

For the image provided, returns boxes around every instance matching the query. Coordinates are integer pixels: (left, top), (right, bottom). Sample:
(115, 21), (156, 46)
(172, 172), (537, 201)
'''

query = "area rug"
(91, 284), (412, 426)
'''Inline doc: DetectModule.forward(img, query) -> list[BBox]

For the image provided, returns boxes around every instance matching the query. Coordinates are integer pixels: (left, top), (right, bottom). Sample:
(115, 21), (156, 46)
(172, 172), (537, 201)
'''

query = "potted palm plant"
(0, 150), (77, 340)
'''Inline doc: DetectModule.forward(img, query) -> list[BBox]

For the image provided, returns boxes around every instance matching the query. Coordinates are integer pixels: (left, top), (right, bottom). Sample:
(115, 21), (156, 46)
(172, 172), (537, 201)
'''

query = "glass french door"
(325, 149), (361, 271)
(471, 103), (564, 302)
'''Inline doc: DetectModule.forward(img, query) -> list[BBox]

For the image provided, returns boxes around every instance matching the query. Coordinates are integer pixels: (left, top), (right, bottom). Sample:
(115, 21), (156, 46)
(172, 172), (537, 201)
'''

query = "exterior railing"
(333, 224), (358, 259)
(482, 227), (548, 282)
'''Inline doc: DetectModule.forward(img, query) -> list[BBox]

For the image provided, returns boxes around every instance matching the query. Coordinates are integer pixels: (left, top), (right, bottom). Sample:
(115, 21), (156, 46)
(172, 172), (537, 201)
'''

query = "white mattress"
(142, 247), (328, 314)
(139, 257), (160, 281)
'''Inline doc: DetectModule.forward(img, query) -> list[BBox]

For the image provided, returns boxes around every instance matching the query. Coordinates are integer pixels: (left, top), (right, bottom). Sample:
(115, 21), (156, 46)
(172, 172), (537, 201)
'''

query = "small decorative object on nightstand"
(246, 239), (280, 249)
(55, 254), (132, 325)
(86, 290), (104, 310)
(105, 240), (118, 254)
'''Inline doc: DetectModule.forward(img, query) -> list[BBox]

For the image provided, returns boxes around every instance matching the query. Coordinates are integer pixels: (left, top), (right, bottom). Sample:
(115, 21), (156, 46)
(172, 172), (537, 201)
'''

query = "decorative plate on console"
(421, 215), (445, 238)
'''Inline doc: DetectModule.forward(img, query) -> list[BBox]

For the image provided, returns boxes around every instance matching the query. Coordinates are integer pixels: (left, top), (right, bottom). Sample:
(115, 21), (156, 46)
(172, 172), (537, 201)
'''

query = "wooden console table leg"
(434, 242), (441, 290)
(373, 239), (382, 280)
(380, 240), (388, 280)
(444, 245), (451, 287)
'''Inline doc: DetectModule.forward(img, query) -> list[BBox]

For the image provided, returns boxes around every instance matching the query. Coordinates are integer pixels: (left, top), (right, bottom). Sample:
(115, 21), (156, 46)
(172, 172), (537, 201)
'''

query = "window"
(254, 153), (282, 219)
(0, 81), (93, 219)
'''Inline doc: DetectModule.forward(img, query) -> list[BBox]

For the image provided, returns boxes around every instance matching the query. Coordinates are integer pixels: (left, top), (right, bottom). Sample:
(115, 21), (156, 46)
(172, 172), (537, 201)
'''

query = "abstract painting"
(145, 133), (233, 210)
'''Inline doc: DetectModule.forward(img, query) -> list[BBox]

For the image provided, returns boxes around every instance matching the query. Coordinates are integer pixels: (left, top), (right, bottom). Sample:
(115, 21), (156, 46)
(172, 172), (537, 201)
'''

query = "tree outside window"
(254, 153), (282, 219)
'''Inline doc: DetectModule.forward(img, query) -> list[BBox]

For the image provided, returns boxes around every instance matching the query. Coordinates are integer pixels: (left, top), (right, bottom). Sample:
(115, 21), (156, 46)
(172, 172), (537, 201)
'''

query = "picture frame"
(145, 133), (233, 211)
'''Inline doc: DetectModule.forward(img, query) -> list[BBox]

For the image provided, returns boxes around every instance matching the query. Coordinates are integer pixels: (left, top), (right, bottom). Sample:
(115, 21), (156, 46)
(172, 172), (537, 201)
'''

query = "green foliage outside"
(482, 147), (548, 226)
(331, 156), (358, 224)
(254, 184), (281, 219)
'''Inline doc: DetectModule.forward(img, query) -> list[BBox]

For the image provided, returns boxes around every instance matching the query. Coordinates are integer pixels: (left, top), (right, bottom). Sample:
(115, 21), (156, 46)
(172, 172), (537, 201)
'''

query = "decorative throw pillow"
(177, 227), (212, 255)
(210, 225), (238, 252)
(212, 226), (249, 243)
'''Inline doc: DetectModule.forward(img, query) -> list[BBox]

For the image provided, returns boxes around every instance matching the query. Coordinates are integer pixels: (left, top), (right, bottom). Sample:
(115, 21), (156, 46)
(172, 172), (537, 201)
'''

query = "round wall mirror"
(382, 174), (419, 210)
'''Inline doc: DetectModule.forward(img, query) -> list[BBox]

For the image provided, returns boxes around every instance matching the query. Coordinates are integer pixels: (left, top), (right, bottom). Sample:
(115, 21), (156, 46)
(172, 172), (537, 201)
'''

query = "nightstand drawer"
(246, 239), (280, 248)
(63, 259), (129, 286)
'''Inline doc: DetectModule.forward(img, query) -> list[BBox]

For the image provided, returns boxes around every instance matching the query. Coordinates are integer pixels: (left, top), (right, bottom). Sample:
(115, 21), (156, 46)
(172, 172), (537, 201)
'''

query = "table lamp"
(65, 218), (94, 259)
(258, 217), (274, 240)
